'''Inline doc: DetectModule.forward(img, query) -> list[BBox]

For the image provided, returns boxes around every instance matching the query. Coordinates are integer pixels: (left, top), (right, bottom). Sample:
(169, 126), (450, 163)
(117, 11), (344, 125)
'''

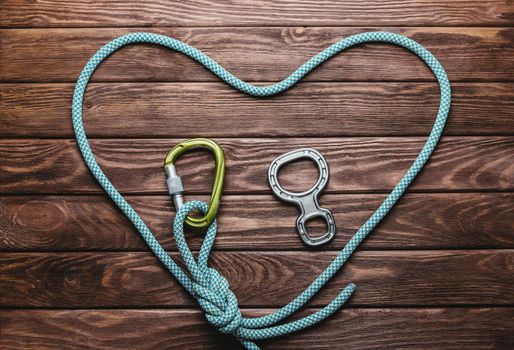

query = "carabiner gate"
(164, 138), (225, 229)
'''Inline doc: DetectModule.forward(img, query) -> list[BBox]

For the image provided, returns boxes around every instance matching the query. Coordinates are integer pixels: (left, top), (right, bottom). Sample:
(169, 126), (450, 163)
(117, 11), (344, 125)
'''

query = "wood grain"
(1, 251), (513, 307)
(1, 1), (513, 348)
(1, 193), (513, 252)
(2, 28), (514, 83)
(2, 82), (514, 138)
(1, 137), (512, 194)
(1, 308), (513, 350)
(2, 0), (513, 27)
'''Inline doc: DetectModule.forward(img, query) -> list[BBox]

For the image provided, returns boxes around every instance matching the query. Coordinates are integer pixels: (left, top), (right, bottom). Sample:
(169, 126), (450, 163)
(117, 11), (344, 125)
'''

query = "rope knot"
(192, 267), (243, 335)
(171, 200), (244, 336)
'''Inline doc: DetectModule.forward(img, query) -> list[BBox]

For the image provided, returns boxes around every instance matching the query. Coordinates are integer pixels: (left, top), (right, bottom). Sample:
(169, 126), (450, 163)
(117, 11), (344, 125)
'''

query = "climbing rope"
(72, 32), (451, 349)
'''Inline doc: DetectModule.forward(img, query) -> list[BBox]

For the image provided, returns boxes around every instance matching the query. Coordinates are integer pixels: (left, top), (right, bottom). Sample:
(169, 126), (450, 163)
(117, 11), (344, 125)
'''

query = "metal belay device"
(71, 31), (451, 350)
(268, 148), (336, 246)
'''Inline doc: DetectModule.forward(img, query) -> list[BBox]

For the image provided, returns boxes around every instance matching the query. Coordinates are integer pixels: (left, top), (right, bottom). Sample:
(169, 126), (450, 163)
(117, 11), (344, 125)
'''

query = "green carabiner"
(164, 138), (225, 229)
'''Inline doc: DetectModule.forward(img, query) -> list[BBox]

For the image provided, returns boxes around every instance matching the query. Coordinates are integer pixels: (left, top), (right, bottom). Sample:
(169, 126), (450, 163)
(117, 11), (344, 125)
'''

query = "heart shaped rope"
(72, 32), (451, 349)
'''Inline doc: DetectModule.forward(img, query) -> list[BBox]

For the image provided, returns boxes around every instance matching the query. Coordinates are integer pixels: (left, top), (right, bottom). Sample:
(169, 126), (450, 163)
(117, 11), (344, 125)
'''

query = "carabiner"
(164, 138), (225, 229)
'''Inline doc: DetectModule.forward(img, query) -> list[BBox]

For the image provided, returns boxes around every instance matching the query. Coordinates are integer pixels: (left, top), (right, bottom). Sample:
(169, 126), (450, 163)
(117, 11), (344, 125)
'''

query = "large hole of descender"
(277, 158), (319, 193)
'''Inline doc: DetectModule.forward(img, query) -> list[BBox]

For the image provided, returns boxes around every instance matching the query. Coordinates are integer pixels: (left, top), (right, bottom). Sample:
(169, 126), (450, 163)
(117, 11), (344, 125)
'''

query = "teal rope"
(72, 32), (451, 349)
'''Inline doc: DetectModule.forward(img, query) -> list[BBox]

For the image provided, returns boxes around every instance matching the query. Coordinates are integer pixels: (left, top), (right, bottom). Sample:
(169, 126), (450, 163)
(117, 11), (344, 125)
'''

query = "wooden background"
(1, 1), (514, 349)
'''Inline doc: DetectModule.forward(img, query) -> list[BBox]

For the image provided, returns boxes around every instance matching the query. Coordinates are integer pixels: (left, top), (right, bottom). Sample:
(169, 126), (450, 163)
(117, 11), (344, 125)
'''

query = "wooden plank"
(2, 0), (514, 27)
(1, 251), (513, 307)
(0, 137), (512, 194)
(1, 308), (513, 349)
(2, 28), (514, 83)
(1, 193), (513, 251)
(2, 82), (514, 138)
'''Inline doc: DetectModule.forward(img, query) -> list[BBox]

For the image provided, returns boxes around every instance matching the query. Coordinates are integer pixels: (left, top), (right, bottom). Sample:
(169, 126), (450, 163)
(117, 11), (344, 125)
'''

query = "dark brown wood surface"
(2, 0), (514, 27)
(1, 2), (513, 349)
(2, 83), (514, 137)
(2, 28), (514, 82)
(1, 308), (513, 350)
(1, 137), (513, 194)
(1, 193), (512, 251)
(2, 251), (513, 307)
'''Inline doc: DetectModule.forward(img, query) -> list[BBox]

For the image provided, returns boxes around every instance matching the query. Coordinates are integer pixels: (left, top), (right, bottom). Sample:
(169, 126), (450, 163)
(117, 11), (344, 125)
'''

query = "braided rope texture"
(71, 32), (451, 349)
